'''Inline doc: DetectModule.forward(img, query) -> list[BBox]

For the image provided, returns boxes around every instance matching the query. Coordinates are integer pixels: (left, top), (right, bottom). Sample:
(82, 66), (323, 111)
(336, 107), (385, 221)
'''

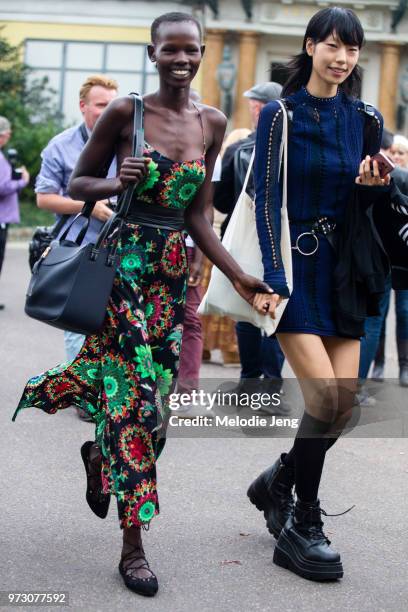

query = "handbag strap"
(115, 92), (144, 218)
(93, 93), (144, 252)
(50, 121), (91, 240)
(60, 94), (143, 247)
(49, 213), (71, 239)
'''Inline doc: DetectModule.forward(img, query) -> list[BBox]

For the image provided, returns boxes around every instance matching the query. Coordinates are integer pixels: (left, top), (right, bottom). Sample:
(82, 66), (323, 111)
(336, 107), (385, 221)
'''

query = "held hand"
(118, 157), (150, 190)
(20, 166), (30, 183)
(232, 272), (274, 307)
(91, 200), (114, 222)
(188, 260), (203, 287)
(253, 293), (283, 319)
(355, 156), (391, 187)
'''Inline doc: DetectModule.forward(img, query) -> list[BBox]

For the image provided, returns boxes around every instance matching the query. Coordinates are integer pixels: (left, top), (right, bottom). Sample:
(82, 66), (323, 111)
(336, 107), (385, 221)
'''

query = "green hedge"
(14, 198), (54, 227)
(0, 31), (62, 206)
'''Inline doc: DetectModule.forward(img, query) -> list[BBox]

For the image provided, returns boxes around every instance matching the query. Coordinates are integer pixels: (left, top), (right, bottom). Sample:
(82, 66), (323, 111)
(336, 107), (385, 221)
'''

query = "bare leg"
(322, 336), (360, 435)
(276, 333), (359, 501)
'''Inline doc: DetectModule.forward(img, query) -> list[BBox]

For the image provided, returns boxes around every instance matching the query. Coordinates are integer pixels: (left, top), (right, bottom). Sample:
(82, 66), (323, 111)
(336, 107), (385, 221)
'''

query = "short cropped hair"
(381, 128), (394, 151)
(393, 134), (408, 153)
(0, 116), (11, 134)
(79, 75), (118, 101)
(151, 12), (202, 44)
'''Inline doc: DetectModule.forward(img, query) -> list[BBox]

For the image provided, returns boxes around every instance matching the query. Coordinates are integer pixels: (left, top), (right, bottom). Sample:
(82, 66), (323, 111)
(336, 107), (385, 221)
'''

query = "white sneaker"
(354, 388), (376, 407)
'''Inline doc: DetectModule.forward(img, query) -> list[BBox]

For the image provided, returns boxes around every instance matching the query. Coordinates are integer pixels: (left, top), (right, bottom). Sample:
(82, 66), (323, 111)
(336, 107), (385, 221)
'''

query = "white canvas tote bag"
(198, 100), (292, 336)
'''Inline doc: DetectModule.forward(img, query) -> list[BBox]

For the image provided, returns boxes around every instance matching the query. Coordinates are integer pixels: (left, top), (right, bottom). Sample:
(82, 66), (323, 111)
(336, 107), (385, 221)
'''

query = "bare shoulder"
(198, 103), (227, 132)
(102, 95), (134, 122)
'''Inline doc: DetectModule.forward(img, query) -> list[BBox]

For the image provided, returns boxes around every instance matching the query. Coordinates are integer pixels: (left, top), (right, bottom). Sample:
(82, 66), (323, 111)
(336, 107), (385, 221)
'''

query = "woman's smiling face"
(148, 21), (204, 89)
(306, 31), (360, 88)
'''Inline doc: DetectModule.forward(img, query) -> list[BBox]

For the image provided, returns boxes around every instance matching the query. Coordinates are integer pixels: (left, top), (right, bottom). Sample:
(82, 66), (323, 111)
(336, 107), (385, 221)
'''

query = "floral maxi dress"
(13, 142), (207, 529)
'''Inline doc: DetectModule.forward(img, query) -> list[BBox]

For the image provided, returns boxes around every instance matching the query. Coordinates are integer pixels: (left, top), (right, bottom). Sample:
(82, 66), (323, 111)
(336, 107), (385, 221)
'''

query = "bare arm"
(37, 193), (113, 222)
(68, 97), (148, 201)
(37, 193), (84, 214)
(185, 108), (272, 301)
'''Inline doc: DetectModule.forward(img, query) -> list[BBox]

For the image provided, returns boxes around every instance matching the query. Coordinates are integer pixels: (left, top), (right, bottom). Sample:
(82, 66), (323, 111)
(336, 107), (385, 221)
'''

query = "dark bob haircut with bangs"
(282, 7), (364, 98)
(151, 12), (203, 44)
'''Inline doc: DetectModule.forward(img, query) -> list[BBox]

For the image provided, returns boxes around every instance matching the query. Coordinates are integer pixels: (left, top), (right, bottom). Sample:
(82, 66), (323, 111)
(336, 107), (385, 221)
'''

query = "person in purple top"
(0, 116), (29, 310)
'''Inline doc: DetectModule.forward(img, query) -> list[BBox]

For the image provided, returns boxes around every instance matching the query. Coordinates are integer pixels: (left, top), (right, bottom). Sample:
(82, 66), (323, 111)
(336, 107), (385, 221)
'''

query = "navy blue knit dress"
(254, 87), (382, 337)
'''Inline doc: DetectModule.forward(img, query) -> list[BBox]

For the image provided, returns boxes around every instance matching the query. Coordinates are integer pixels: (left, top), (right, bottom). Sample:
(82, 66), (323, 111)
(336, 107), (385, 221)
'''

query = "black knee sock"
(283, 429), (340, 469)
(325, 436), (339, 451)
(282, 412), (334, 503)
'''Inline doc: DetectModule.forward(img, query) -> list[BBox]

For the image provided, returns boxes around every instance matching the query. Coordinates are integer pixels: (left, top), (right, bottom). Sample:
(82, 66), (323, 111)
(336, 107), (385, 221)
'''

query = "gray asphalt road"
(0, 245), (407, 612)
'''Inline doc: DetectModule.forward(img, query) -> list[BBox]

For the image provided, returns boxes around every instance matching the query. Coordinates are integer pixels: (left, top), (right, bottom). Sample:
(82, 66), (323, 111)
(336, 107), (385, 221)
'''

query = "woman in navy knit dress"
(248, 8), (390, 581)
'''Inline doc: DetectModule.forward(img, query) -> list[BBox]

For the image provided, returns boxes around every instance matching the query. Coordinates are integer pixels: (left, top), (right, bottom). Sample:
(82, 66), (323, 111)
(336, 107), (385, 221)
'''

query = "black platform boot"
(273, 499), (343, 581)
(247, 454), (295, 539)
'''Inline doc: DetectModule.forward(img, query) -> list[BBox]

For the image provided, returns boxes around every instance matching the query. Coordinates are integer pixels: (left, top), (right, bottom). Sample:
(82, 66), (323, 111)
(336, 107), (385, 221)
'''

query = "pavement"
(0, 244), (407, 612)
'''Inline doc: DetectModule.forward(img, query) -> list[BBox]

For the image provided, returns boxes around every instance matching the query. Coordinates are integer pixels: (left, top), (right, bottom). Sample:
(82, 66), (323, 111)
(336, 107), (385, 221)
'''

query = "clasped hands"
(252, 292), (284, 319)
(232, 273), (284, 319)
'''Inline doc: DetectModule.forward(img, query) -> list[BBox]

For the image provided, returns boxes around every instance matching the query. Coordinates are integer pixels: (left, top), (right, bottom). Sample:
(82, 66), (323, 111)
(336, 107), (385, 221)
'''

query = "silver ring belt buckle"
(291, 231), (319, 256)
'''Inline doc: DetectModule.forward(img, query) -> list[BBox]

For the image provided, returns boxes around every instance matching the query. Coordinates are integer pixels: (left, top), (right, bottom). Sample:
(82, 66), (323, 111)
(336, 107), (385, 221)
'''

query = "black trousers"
(0, 223), (8, 276)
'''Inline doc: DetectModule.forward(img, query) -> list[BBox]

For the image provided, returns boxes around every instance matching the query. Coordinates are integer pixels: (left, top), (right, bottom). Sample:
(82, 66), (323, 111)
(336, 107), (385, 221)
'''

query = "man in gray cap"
(213, 82), (286, 407)
(214, 81), (282, 236)
(243, 81), (282, 107)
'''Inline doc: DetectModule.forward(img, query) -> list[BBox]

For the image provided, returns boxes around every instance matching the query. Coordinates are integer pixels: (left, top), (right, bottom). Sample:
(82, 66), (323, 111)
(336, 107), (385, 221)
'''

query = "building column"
(201, 28), (226, 108)
(233, 31), (260, 129)
(378, 42), (401, 131)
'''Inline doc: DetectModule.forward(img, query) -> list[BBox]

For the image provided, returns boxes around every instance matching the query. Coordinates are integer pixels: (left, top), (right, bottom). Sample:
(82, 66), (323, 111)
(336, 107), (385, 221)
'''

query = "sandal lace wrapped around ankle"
(121, 546), (157, 582)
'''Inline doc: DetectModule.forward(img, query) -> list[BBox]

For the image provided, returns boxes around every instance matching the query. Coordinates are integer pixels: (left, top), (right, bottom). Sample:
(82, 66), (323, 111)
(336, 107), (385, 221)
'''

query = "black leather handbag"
(25, 93), (144, 335)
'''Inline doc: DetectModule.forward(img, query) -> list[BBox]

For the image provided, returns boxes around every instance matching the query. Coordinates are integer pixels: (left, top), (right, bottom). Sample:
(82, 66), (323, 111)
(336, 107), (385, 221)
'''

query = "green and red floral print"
(14, 146), (205, 528)
(15, 225), (189, 528)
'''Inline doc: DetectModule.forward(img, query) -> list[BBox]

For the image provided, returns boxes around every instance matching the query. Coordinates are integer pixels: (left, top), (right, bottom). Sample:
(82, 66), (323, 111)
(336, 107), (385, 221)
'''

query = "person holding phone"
(369, 135), (408, 387)
(248, 7), (390, 582)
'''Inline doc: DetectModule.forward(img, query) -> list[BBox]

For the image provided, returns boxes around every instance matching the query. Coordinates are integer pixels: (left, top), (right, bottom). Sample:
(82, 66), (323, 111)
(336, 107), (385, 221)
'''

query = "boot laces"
(320, 504), (355, 518)
(302, 504), (355, 544)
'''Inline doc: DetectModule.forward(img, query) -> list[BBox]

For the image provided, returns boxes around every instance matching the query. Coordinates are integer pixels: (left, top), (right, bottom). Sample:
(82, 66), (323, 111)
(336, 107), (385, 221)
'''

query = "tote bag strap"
(241, 148), (256, 196)
(245, 100), (288, 208)
(276, 99), (288, 213)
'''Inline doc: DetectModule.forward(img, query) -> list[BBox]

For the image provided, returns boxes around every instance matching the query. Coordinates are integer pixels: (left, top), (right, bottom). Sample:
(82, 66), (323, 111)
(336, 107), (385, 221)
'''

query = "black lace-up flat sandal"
(80, 441), (110, 519)
(119, 545), (159, 597)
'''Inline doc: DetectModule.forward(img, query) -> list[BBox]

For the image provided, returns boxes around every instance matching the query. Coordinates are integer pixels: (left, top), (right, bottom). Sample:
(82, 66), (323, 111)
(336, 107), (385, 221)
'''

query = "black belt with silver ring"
(290, 216), (337, 256)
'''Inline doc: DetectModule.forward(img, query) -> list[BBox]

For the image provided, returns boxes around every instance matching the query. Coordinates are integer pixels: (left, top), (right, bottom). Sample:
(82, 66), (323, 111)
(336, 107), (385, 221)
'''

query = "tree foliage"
(0, 30), (62, 201)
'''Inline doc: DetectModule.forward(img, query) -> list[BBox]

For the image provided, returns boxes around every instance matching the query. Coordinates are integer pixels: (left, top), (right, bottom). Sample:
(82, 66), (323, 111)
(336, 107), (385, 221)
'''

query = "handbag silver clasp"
(40, 246), (51, 260)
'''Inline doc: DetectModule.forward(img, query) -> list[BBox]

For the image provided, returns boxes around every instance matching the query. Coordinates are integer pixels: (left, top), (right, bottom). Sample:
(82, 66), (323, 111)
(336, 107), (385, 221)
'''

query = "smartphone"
(370, 152), (395, 178)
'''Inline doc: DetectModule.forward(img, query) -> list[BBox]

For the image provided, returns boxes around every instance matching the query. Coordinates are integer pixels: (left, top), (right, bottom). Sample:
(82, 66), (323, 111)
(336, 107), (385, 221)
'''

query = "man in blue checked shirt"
(36, 74), (118, 418)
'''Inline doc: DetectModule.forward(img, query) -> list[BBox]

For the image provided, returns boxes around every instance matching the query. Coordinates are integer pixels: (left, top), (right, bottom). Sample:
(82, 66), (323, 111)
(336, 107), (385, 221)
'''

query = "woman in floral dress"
(14, 12), (270, 597)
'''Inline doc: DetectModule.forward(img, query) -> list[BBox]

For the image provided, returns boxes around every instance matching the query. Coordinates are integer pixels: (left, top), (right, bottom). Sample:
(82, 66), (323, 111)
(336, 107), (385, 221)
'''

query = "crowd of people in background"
(358, 128), (408, 404)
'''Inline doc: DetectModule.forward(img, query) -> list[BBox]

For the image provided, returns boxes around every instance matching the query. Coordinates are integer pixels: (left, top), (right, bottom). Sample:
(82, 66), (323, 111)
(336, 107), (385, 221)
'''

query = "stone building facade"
(0, 1), (408, 132)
